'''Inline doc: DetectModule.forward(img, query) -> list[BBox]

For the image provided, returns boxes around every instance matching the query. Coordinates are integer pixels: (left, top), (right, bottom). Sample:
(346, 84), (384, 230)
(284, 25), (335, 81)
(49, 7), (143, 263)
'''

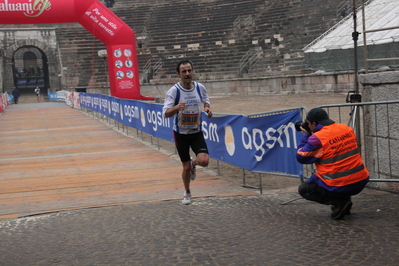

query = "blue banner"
(17, 79), (27, 86)
(80, 93), (174, 142)
(80, 93), (303, 176)
(202, 111), (303, 175)
(48, 89), (58, 101)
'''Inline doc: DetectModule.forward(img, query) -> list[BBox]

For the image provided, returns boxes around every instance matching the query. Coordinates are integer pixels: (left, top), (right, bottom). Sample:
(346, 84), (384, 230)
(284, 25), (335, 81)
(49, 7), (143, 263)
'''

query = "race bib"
(180, 110), (200, 128)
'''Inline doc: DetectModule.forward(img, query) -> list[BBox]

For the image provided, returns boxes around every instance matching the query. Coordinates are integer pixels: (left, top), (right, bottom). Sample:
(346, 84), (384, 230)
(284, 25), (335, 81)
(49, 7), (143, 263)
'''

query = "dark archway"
(13, 46), (49, 94)
(0, 0), (153, 100)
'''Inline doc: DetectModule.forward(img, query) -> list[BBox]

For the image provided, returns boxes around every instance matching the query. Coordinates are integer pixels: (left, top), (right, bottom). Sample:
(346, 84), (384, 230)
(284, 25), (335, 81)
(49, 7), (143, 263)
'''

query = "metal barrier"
(80, 104), (310, 194)
(79, 99), (399, 194)
(241, 107), (309, 194)
(319, 100), (399, 184)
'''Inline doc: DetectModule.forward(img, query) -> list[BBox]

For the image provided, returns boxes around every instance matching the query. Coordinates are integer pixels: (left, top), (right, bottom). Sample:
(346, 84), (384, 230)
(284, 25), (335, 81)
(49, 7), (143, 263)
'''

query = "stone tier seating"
(55, 24), (107, 88)
(0, 0), (349, 91)
(111, 0), (345, 83)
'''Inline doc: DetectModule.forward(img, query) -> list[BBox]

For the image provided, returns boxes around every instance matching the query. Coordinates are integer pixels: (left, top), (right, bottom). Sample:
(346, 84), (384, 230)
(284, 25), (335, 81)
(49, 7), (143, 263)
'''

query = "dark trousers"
(298, 182), (364, 206)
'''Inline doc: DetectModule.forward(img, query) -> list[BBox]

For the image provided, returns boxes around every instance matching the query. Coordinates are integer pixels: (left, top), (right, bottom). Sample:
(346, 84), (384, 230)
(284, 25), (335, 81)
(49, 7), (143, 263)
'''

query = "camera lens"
(295, 121), (303, 131)
(295, 121), (311, 133)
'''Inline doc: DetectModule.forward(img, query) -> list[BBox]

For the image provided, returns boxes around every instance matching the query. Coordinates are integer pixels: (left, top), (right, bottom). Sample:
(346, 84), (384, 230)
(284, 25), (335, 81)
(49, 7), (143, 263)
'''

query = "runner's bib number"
(180, 110), (200, 128)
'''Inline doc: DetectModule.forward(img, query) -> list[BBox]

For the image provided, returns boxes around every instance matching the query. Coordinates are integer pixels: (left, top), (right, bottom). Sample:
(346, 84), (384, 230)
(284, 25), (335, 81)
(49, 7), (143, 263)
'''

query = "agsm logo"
(203, 121), (298, 161)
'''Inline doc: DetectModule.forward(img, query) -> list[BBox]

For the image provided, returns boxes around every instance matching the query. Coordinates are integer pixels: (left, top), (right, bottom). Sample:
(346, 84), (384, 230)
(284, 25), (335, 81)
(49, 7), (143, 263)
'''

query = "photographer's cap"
(306, 108), (335, 126)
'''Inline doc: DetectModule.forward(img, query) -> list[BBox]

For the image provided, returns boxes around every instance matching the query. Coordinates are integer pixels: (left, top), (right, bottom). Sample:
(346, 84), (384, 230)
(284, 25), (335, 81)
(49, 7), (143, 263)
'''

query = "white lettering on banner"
(81, 95), (92, 105)
(242, 127), (252, 150)
(202, 121), (219, 142)
(101, 15), (108, 22)
(101, 99), (108, 111)
(124, 104), (139, 123)
(108, 22), (117, 30)
(98, 22), (114, 36)
(146, 109), (170, 131)
(265, 123), (297, 149)
(242, 122), (298, 162)
(119, 80), (134, 90)
(253, 128), (265, 161)
(111, 101), (119, 116)
(84, 7), (119, 37)
(93, 97), (99, 108)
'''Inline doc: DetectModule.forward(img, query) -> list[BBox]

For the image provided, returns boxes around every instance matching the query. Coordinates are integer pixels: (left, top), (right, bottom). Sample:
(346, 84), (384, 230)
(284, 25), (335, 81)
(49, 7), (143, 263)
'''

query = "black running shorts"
(173, 131), (209, 162)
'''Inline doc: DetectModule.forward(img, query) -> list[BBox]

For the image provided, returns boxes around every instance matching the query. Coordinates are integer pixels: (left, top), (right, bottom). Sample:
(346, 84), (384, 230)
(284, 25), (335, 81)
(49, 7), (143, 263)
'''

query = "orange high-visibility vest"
(313, 123), (369, 187)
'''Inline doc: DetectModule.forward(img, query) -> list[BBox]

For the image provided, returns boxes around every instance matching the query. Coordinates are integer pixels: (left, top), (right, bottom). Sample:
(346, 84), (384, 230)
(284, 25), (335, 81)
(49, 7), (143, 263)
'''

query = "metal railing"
(239, 47), (264, 75)
(78, 98), (399, 194)
(320, 100), (399, 183)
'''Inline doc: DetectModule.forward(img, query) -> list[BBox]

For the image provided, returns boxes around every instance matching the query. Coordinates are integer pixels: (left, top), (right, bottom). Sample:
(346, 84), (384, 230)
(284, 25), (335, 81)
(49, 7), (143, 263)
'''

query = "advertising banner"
(107, 44), (141, 99)
(80, 93), (303, 176)
(80, 93), (174, 142)
(0, 0), (76, 23)
(201, 111), (303, 175)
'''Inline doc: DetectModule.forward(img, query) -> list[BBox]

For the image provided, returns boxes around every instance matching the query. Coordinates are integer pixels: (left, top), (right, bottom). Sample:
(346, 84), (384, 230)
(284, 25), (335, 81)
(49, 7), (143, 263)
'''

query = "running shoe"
(182, 191), (191, 205)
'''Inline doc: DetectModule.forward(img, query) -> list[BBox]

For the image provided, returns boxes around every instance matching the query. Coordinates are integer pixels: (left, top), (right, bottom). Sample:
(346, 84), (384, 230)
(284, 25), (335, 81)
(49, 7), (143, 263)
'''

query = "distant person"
(14, 67), (20, 78)
(29, 66), (35, 76)
(296, 108), (369, 220)
(34, 87), (41, 102)
(162, 59), (213, 205)
(340, 7), (347, 18)
(11, 87), (20, 104)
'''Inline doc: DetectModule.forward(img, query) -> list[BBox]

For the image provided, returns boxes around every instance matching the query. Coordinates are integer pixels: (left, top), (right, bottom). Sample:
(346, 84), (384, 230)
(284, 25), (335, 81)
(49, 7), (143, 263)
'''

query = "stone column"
(4, 61), (14, 93)
(359, 71), (399, 191)
(47, 61), (60, 92)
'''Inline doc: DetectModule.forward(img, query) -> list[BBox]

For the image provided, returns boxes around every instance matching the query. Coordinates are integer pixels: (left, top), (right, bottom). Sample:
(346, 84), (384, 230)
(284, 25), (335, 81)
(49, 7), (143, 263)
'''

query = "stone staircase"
(111, 0), (344, 83)
(55, 24), (107, 90)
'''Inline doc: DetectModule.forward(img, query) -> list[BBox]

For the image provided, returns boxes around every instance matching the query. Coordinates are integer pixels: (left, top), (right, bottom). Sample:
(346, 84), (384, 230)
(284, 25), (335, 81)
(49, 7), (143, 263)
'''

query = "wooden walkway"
(0, 100), (255, 219)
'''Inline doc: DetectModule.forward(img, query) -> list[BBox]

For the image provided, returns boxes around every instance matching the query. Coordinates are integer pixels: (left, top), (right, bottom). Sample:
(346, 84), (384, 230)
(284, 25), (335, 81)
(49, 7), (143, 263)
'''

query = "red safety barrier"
(0, 93), (9, 113)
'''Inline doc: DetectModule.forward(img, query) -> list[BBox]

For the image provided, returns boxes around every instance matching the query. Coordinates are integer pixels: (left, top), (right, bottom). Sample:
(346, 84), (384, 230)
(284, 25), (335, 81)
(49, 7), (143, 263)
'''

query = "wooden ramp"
(0, 102), (255, 219)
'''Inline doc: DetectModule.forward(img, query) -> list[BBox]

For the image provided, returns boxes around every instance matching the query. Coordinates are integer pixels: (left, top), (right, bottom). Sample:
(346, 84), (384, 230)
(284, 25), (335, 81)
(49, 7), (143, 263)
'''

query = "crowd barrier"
(0, 93), (9, 113)
(320, 100), (399, 186)
(62, 92), (306, 193)
(8, 90), (395, 193)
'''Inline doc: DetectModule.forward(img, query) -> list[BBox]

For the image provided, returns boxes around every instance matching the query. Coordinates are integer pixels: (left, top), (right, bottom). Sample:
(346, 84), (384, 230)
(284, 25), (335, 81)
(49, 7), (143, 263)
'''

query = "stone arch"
(3, 39), (59, 94)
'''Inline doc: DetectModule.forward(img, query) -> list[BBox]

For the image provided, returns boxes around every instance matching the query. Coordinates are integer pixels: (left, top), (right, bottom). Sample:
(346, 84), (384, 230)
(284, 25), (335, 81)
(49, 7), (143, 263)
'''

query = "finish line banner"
(80, 93), (303, 176)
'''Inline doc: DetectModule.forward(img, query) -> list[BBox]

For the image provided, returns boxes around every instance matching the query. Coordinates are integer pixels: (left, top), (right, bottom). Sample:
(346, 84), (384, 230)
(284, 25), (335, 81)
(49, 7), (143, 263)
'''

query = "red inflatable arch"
(0, 0), (153, 100)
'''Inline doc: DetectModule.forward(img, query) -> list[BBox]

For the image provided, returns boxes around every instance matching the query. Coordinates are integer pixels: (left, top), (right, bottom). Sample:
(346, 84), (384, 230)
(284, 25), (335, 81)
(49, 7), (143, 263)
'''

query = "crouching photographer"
(295, 108), (369, 220)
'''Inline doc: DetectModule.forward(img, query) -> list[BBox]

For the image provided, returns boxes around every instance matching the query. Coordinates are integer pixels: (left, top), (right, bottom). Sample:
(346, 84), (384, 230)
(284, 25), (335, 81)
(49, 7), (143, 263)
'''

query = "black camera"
(295, 121), (311, 133)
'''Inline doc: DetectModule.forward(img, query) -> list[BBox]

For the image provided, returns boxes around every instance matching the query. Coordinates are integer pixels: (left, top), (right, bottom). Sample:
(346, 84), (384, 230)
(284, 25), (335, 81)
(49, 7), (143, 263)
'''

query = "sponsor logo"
(0, 0), (52, 17)
(146, 109), (170, 131)
(224, 125), (235, 156)
(119, 104), (123, 120)
(140, 108), (146, 127)
(203, 120), (297, 161)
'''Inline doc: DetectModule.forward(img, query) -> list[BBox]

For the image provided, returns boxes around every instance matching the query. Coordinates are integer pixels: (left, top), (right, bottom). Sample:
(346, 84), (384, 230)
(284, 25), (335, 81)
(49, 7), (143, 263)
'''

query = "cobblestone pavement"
(0, 187), (398, 266)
